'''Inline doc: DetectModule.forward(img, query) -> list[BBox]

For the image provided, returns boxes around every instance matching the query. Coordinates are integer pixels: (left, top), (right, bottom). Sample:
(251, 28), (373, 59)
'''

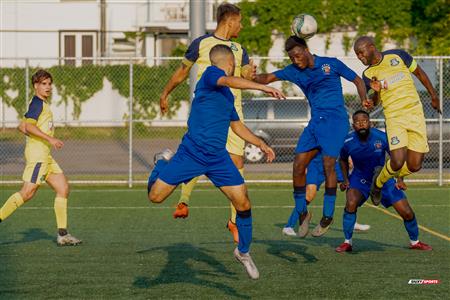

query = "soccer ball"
(291, 14), (317, 40)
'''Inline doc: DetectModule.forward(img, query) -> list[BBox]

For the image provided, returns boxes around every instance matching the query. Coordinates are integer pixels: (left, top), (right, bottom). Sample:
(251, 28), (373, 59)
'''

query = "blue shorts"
(348, 175), (406, 208)
(296, 114), (349, 157)
(158, 138), (244, 188)
(306, 159), (344, 191)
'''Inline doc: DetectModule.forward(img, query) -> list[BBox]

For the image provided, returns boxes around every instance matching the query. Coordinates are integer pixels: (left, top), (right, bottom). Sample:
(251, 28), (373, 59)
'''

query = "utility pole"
(189, 0), (205, 101)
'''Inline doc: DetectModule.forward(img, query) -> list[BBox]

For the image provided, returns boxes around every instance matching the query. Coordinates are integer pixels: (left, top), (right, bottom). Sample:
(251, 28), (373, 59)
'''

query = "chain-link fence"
(1, 57), (449, 186)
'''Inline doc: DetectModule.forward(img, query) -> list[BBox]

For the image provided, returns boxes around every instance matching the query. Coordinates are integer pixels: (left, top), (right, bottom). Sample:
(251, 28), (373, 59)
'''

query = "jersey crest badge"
(374, 140), (382, 149)
(230, 43), (238, 51)
(321, 64), (331, 75)
(391, 136), (400, 145)
(390, 58), (399, 66)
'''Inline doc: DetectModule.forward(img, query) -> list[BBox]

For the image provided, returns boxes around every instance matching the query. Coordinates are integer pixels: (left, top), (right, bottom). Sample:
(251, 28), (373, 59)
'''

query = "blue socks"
(236, 209), (252, 254)
(343, 209), (357, 240)
(323, 187), (336, 218)
(403, 215), (419, 241)
(285, 186), (307, 228)
(147, 159), (168, 193)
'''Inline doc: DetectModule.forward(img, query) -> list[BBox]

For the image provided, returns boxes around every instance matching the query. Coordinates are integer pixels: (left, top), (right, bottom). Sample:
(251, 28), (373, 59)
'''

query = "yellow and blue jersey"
(23, 95), (54, 162)
(182, 33), (250, 119)
(363, 49), (422, 118)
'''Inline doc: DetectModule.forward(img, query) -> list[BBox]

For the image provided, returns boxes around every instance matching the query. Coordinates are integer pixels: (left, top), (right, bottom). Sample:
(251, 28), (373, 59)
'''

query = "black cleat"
(370, 166), (383, 206)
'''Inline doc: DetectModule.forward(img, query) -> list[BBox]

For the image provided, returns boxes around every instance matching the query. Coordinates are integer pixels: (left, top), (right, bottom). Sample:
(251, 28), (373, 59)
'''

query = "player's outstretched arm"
(352, 76), (371, 108)
(23, 122), (64, 149)
(253, 73), (279, 84)
(160, 63), (191, 115)
(412, 65), (441, 114)
(230, 120), (275, 163)
(217, 76), (285, 99)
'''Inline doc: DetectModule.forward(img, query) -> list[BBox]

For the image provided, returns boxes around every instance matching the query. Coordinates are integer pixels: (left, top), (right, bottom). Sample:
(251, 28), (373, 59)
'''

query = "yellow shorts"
(226, 127), (245, 156)
(22, 156), (63, 185)
(385, 111), (429, 153)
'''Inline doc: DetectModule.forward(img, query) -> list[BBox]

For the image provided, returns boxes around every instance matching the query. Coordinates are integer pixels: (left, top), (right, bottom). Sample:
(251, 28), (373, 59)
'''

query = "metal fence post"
(438, 58), (443, 186)
(128, 60), (133, 188)
(25, 58), (29, 110)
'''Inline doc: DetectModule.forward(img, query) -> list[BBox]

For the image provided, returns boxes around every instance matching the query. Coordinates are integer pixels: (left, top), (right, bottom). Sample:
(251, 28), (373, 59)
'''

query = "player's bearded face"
(353, 116), (370, 138)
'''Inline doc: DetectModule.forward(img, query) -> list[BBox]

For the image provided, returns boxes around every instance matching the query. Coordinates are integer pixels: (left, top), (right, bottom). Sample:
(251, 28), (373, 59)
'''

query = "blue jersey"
(273, 55), (356, 118)
(185, 66), (240, 153)
(340, 128), (389, 180)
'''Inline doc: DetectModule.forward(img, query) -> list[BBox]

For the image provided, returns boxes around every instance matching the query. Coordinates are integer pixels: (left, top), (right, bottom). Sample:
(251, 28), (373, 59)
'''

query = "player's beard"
(357, 128), (370, 139)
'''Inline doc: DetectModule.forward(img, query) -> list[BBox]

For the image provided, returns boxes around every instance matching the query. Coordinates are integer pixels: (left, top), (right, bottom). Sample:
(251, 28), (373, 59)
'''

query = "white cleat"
(234, 247), (260, 280)
(354, 222), (371, 231)
(282, 227), (297, 237)
(57, 233), (82, 246)
(153, 148), (174, 164)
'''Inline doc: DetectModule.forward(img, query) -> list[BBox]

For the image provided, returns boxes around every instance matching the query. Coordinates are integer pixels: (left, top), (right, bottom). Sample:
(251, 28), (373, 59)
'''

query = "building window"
(60, 31), (97, 66)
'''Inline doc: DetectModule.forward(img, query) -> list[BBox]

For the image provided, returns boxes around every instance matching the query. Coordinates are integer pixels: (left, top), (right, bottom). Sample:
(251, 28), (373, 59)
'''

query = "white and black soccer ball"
(291, 14), (318, 40)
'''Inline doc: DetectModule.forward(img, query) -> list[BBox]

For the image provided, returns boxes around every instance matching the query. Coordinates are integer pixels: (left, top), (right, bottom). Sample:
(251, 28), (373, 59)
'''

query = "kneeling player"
(147, 45), (284, 279)
(336, 110), (432, 252)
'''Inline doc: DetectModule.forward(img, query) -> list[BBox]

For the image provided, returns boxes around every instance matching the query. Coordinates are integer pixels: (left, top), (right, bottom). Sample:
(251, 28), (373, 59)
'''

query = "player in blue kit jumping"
(254, 36), (368, 236)
(336, 110), (432, 252)
(283, 152), (371, 237)
(147, 45), (285, 279)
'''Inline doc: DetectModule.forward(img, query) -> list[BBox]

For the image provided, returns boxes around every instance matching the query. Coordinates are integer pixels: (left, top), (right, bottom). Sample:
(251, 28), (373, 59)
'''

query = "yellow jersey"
(363, 49), (422, 118)
(182, 34), (250, 119)
(24, 96), (54, 162)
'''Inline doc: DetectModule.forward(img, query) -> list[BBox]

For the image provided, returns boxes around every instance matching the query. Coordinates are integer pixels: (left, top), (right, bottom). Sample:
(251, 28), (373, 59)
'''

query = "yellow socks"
(178, 176), (200, 205)
(0, 192), (24, 221)
(54, 197), (67, 229)
(398, 163), (413, 178)
(230, 168), (245, 224)
(376, 158), (397, 188)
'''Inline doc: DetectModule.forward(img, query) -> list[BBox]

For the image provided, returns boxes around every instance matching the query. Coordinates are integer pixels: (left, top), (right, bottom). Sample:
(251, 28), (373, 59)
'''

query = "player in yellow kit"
(0, 70), (81, 246)
(159, 3), (255, 243)
(353, 36), (440, 204)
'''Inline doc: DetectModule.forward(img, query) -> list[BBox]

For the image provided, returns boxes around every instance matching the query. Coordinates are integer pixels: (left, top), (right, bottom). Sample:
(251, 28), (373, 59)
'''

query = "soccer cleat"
(233, 247), (259, 280)
(354, 222), (371, 231)
(298, 211), (312, 238)
(282, 227), (297, 237)
(311, 217), (333, 237)
(409, 241), (432, 251)
(227, 219), (239, 243)
(173, 202), (189, 219)
(153, 148), (174, 164)
(370, 166), (383, 206)
(335, 242), (352, 253)
(57, 233), (82, 246)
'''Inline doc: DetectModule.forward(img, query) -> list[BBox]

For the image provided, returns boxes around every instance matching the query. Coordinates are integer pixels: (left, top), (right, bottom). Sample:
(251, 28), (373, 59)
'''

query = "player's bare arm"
(230, 120), (275, 162)
(367, 77), (382, 107)
(352, 76), (371, 109)
(412, 65), (441, 113)
(160, 63), (192, 115)
(17, 121), (28, 135)
(339, 157), (350, 191)
(217, 76), (286, 99)
(253, 73), (279, 85)
(24, 122), (64, 149)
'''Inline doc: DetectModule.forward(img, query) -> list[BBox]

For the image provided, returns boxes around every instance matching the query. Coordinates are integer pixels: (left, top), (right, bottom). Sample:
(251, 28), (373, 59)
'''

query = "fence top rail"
(1, 56), (450, 60)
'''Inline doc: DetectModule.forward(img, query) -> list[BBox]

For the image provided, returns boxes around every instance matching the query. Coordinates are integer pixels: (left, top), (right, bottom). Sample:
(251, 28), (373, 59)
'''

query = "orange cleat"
(173, 202), (189, 219)
(335, 242), (352, 253)
(227, 219), (239, 243)
(409, 241), (432, 251)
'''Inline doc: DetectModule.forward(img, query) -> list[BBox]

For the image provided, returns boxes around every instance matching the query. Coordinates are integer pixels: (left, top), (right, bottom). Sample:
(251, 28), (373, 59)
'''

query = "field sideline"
(0, 184), (449, 299)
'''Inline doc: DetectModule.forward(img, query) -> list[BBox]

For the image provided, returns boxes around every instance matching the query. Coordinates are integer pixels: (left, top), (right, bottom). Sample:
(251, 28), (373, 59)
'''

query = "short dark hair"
(217, 3), (240, 24)
(352, 110), (370, 118)
(32, 69), (53, 84)
(285, 35), (308, 52)
(209, 44), (234, 66)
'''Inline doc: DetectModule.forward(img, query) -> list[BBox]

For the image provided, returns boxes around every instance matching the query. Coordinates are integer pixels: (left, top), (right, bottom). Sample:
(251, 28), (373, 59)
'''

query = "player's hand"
(49, 137), (64, 150)
(369, 77), (387, 92)
(339, 181), (350, 191)
(395, 178), (407, 190)
(249, 59), (257, 81)
(160, 94), (169, 115)
(362, 99), (374, 110)
(259, 141), (275, 163)
(431, 95), (442, 114)
(263, 87), (286, 100)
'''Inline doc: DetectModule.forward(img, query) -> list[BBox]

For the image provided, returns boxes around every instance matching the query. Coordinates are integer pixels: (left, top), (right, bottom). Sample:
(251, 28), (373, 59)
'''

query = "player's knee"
(293, 160), (307, 175)
(234, 199), (251, 211)
(406, 163), (421, 173)
(401, 208), (414, 221)
(20, 188), (37, 201)
(148, 190), (164, 203)
(390, 160), (404, 172)
(345, 201), (358, 213)
(59, 182), (70, 198)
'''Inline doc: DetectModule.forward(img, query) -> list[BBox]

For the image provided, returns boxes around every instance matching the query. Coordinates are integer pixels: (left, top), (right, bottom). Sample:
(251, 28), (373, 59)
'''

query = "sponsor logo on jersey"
(374, 140), (383, 152)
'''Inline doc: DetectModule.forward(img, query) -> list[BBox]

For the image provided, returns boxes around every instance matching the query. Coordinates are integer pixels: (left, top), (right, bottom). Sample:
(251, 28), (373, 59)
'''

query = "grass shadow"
(254, 239), (318, 263)
(0, 228), (54, 246)
(134, 242), (250, 299)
